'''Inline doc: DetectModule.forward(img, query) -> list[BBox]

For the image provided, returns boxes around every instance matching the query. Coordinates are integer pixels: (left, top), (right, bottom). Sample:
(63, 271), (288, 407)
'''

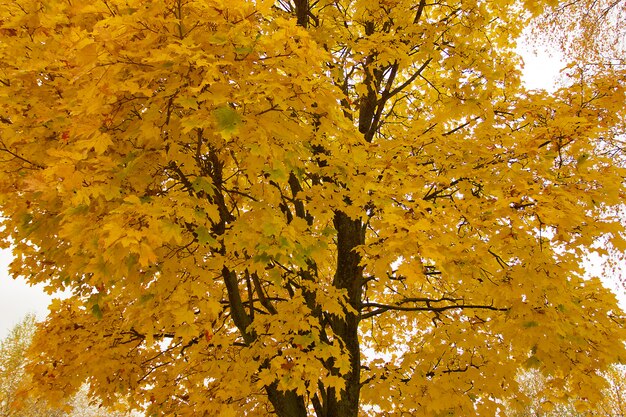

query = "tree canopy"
(0, 1), (625, 416)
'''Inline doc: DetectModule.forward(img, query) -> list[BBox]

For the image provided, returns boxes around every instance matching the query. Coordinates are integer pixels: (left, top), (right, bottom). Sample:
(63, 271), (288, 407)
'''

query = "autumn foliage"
(0, 0), (625, 416)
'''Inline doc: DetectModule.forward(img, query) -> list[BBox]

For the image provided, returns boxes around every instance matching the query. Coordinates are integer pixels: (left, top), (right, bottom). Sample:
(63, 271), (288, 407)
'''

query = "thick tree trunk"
(266, 385), (308, 417)
(293, 0), (309, 27)
(266, 3), (366, 416)
(265, 212), (364, 417)
(325, 211), (365, 417)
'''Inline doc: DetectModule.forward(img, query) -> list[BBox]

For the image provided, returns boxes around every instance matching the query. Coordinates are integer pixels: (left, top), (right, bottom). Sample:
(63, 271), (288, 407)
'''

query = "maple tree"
(0, 0), (625, 416)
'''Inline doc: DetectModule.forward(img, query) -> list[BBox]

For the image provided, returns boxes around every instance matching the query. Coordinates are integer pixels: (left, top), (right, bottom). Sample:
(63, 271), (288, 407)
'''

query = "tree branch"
(0, 140), (44, 169)
(365, 63), (399, 143)
(361, 300), (508, 320)
(384, 58), (432, 101)
(413, 0), (427, 24)
(250, 270), (278, 315)
(222, 266), (255, 344)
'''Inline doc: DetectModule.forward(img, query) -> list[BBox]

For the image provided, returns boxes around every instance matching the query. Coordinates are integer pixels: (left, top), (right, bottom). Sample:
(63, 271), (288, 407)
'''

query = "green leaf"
(140, 293), (154, 304)
(91, 304), (103, 320)
(192, 177), (214, 195)
(195, 226), (215, 245)
(213, 106), (241, 138)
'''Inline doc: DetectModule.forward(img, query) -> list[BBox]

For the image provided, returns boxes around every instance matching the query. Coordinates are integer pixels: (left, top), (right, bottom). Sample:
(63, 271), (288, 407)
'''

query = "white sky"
(0, 248), (52, 339)
(0, 47), (622, 340)
(518, 46), (563, 92)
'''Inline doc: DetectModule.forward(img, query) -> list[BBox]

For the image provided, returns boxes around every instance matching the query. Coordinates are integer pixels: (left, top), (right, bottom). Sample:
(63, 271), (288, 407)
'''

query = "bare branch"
(413, 0), (427, 24)
(0, 140), (44, 169)
(361, 299), (508, 320)
(384, 58), (432, 101)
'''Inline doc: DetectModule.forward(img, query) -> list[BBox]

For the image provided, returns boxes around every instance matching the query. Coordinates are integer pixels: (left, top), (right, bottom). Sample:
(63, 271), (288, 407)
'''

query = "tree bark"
(325, 211), (365, 417)
(266, 384), (308, 417)
(293, 0), (309, 28)
(263, 2), (368, 416)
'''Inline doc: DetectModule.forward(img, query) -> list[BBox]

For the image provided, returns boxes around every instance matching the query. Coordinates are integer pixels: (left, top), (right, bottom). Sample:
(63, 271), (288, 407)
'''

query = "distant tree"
(505, 368), (584, 417)
(594, 366), (626, 416)
(531, 0), (626, 63)
(64, 386), (133, 417)
(0, 315), (132, 417)
(506, 366), (626, 417)
(0, 314), (64, 417)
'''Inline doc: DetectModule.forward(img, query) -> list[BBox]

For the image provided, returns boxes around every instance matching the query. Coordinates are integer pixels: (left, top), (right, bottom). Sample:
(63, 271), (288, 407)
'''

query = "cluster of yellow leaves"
(0, 0), (624, 416)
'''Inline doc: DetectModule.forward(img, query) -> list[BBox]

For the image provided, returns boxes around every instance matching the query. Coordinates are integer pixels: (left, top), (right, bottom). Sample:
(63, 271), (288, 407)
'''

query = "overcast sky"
(0, 47), (604, 340)
(0, 248), (52, 339)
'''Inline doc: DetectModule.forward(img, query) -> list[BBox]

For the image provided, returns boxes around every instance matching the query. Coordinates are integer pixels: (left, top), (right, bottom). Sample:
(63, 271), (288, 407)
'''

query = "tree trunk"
(325, 211), (365, 417)
(266, 2), (366, 416)
(266, 384), (308, 417)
